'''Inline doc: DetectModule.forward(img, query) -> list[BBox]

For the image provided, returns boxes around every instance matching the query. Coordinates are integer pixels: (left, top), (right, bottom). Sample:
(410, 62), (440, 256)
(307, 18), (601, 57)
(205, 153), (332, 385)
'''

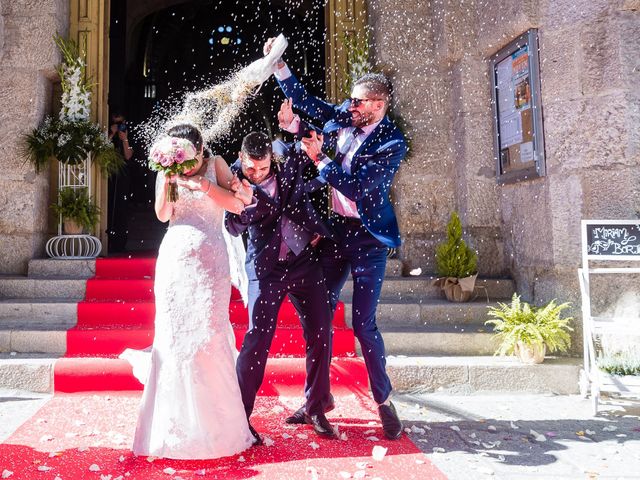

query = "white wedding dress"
(121, 163), (253, 459)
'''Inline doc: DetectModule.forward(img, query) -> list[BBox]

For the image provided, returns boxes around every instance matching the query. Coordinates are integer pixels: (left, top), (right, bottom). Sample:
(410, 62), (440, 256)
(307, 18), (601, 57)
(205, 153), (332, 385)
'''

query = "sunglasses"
(349, 97), (383, 107)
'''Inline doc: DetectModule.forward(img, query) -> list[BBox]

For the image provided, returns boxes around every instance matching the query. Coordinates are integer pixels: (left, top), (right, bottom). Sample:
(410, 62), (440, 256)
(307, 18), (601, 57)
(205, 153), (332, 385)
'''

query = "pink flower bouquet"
(148, 136), (199, 202)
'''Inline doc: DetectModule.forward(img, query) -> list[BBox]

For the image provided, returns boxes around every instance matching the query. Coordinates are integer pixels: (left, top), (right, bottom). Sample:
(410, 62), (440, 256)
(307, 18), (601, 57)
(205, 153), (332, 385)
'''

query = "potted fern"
(432, 212), (478, 302)
(485, 294), (573, 364)
(51, 187), (101, 234)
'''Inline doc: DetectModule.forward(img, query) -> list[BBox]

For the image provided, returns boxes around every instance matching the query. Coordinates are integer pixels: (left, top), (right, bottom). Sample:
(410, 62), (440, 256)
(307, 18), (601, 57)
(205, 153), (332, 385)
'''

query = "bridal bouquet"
(148, 137), (199, 202)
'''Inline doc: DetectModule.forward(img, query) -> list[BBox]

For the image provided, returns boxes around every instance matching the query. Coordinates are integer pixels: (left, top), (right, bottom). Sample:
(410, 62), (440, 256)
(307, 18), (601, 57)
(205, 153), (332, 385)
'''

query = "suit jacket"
(224, 140), (334, 280)
(277, 72), (408, 248)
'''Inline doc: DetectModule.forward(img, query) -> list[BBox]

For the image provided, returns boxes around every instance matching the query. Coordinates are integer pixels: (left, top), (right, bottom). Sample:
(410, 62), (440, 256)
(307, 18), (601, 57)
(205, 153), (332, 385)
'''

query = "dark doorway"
(107, 0), (326, 254)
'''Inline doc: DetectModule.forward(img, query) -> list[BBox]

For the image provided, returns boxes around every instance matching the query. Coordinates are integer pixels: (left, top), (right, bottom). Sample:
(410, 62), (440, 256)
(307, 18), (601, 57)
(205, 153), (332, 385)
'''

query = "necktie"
(327, 127), (363, 215)
(334, 127), (363, 165)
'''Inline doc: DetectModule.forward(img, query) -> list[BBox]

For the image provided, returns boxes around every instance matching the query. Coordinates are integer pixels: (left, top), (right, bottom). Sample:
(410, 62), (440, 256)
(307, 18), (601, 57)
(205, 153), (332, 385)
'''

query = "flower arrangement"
(148, 137), (199, 202)
(21, 35), (123, 174)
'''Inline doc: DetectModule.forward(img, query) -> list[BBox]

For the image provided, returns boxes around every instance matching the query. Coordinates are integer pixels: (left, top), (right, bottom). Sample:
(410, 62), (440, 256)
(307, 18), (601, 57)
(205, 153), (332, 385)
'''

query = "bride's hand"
(233, 178), (254, 206)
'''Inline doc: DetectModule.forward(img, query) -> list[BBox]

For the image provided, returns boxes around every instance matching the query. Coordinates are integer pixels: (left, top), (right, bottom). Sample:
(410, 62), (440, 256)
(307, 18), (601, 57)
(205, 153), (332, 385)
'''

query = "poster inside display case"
(489, 29), (546, 184)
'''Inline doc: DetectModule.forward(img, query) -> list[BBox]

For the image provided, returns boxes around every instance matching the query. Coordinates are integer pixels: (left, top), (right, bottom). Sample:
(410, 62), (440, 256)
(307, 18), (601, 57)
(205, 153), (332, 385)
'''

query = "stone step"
(0, 298), (78, 323)
(385, 356), (582, 395)
(0, 354), (581, 395)
(0, 276), (86, 299)
(0, 329), (67, 354)
(27, 259), (95, 279)
(340, 276), (515, 302)
(374, 325), (497, 356)
(343, 300), (498, 328)
(0, 353), (57, 393)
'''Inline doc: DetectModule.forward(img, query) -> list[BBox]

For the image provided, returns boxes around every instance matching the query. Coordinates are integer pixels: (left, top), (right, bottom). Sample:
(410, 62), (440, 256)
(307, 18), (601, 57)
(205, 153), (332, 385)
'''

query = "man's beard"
(351, 112), (373, 127)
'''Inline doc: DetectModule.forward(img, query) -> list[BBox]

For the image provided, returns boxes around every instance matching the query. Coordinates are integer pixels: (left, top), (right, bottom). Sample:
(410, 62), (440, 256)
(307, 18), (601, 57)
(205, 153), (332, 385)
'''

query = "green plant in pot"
(432, 212), (478, 302)
(51, 187), (101, 234)
(485, 294), (573, 364)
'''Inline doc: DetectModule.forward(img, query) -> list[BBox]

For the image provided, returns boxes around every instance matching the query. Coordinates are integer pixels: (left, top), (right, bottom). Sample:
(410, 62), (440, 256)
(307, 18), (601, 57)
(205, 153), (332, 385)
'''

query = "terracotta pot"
(63, 219), (83, 235)
(514, 341), (546, 364)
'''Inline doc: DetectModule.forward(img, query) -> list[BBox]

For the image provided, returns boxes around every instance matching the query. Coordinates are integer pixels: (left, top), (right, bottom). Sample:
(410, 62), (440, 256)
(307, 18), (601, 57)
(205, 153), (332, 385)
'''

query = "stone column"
(0, 0), (69, 274)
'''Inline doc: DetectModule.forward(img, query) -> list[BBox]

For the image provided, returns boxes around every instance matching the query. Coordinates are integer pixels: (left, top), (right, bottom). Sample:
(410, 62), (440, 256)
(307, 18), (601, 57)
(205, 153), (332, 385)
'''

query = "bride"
(121, 123), (255, 459)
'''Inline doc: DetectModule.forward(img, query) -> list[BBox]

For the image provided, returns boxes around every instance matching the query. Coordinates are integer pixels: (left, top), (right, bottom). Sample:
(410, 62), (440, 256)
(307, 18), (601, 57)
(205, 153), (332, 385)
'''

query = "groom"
(225, 130), (337, 443)
(265, 38), (408, 440)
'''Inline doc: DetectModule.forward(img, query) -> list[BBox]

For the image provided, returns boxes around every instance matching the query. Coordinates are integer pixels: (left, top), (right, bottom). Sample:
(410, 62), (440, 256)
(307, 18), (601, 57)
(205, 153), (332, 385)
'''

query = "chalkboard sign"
(582, 220), (640, 259)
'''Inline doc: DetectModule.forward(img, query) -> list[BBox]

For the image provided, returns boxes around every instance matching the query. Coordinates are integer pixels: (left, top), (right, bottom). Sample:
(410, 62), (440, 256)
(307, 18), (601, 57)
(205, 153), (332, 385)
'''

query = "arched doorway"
(108, 0), (326, 253)
(68, 0), (368, 254)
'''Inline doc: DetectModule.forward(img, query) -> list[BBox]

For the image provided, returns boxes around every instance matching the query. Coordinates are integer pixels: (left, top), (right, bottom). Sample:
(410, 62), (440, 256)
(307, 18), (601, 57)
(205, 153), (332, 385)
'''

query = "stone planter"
(514, 341), (546, 364)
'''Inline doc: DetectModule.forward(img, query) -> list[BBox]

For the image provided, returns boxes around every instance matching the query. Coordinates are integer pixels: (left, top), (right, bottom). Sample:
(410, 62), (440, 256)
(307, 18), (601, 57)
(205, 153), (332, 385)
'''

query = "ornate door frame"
(69, 0), (367, 251)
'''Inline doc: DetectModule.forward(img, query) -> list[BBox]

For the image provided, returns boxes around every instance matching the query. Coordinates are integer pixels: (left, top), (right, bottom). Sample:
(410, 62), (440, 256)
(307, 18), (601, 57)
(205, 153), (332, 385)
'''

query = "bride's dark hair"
(167, 123), (203, 151)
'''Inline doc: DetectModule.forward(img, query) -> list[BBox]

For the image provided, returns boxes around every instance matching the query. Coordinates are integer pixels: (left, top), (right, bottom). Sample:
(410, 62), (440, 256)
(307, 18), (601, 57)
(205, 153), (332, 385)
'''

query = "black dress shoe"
(285, 395), (336, 424)
(248, 423), (263, 446)
(378, 401), (403, 440)
(305, 413), (337, 438)
(285, 406), (307, 424)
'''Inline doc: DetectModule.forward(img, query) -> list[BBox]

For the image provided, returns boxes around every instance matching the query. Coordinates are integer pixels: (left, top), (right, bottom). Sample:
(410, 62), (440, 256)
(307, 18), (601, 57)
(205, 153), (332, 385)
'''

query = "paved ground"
(1, 389), (639, 479)
(393, 391), (640, 479)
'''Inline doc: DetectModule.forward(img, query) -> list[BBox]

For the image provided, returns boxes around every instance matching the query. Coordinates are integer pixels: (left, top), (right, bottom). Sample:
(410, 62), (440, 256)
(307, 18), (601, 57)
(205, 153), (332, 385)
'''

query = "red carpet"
(0, 258), (446, 478)
(0, 390), (445, 479)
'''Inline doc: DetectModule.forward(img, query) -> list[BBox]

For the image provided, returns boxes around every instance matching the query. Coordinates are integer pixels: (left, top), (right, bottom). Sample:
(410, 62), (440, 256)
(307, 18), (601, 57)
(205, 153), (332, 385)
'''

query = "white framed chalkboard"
(489, 29), (546, 184)
(582, 220), (640, 262)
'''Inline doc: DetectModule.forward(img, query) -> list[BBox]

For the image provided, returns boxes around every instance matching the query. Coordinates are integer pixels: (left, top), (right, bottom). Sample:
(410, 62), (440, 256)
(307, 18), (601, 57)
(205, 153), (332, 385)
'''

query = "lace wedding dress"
(121, 163), (253, 459)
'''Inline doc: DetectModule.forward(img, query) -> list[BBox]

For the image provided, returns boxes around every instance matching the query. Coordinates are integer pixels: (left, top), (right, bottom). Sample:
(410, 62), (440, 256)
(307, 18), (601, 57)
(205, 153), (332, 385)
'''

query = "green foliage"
(435, 212), (478, 278)
(21, 117), (124, 174)
(485, 294), (573, 356)
(51, 187), (101, 231)
(597, 350), (640, 376)
(339, 29), (373, 100)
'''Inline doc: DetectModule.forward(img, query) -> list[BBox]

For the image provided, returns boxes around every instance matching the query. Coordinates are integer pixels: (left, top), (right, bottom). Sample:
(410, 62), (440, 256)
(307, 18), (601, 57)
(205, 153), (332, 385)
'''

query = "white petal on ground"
(163, 467), (176, 475)
(372, 445), (388, 461)
(309, 441), (320, 450)
(366, 436), (380, 441)
(89, 464), (101, 472)
(282, 433), (292, 439)
(353, 471), (366, 479)
(37, 466), (52, 472)
(39, 434), (54, 442)
(586, 429), (596, 435)
(487, 425), (497, 432)
(603, 425), (617, 432)
(482, 441), (501, 449)
(194, 470), (206, 476)
(411, 425), (426, 434)
(364, 429), (376, 435)
(271, 405), (285, 414)
(529, 429), (547, 442)
(432, 447), (446, 453)
(296, 433), (309, 440)
(100, 475), (112, 480)
(477, 467), (495, 475)
(238, 455), (246, 462)
(355, 462), (369, 469)
(263, 436), (275, 447)
(409, 268), (422, 276)
(510, 421), (519, 430)
(338, 472), (351, 479)
(416, 459), (425, 464)
(450, 426), (460, 432)
(119, 455), (126, 463)
(1, 470), (13, 479)
(340, 432), (348, 441)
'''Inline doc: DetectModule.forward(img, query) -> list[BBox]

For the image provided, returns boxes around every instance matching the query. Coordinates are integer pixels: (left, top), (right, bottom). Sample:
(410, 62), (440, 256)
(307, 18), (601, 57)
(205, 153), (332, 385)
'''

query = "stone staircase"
(0, 258), (582, 394)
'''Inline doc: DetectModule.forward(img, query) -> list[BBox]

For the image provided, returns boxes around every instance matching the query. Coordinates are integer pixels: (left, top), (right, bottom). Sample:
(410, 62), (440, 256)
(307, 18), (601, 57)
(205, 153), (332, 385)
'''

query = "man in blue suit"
(225, 131), (337, 443)
(265, 38), (407, 440)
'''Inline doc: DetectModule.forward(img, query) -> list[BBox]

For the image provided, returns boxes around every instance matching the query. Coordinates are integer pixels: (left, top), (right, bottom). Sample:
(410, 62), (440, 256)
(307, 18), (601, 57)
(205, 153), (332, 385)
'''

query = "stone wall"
(370, 0), (640, 352)
(0, 0), (68, 274)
